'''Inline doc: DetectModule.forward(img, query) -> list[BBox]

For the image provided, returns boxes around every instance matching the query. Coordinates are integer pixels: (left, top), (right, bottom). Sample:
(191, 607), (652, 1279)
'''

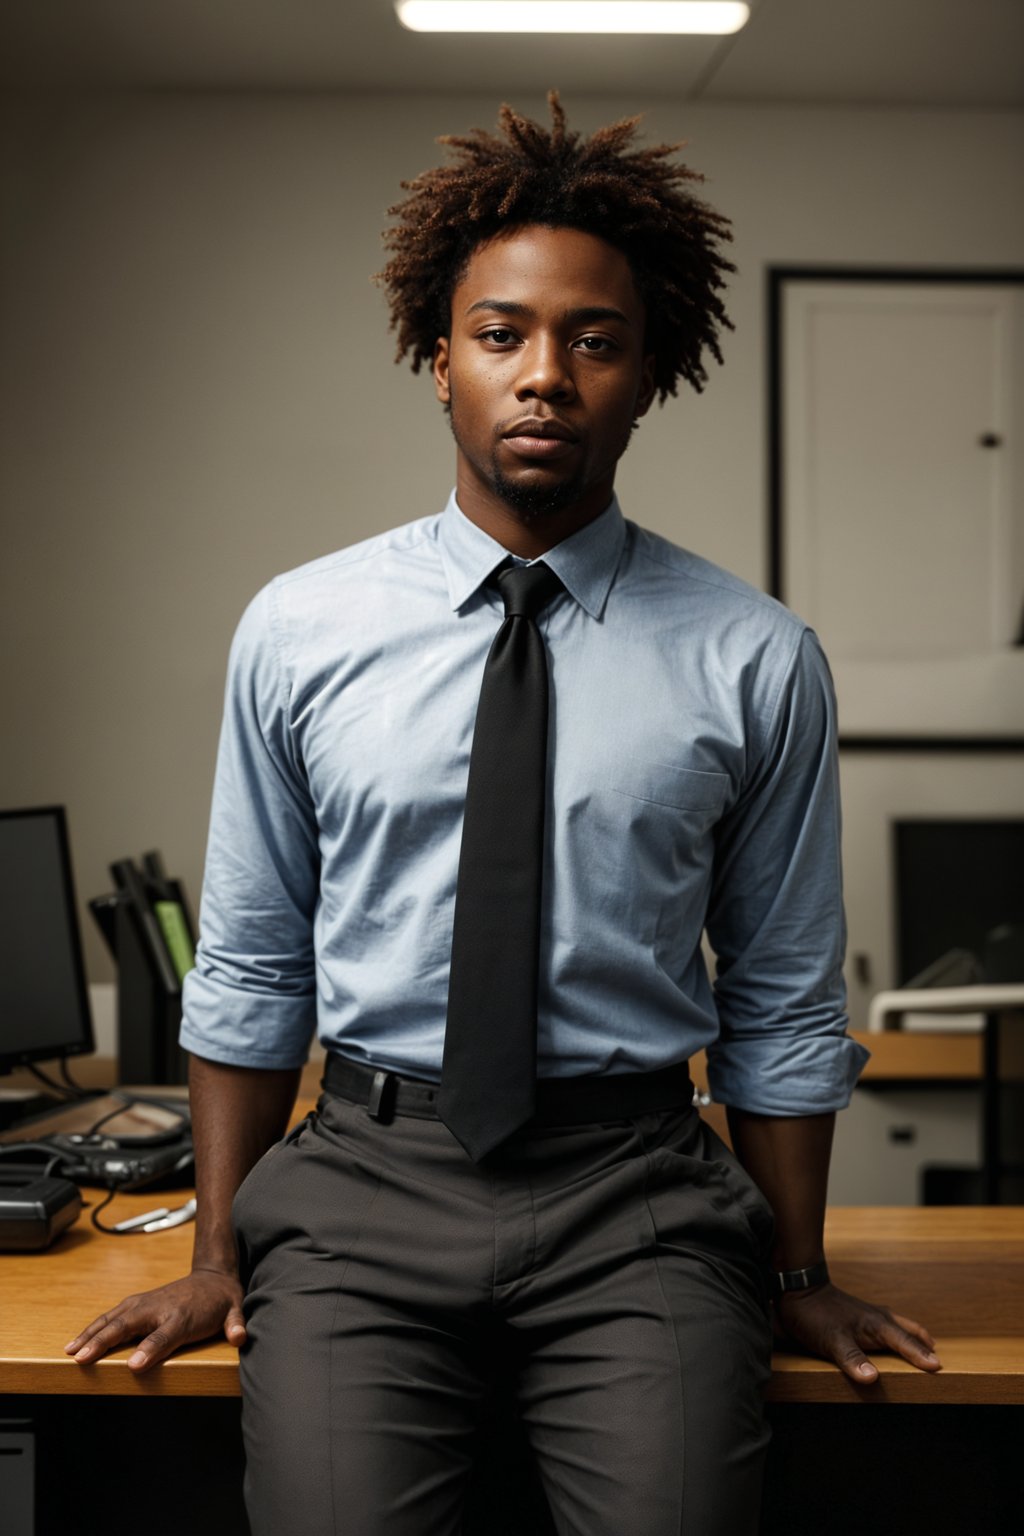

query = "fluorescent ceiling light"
(396, 2), (750, 34)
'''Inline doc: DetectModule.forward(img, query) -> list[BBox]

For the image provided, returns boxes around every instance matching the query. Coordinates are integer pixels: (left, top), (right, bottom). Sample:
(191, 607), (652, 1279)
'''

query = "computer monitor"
(894, 818), (1024, 986)
(0, 806), (94, 1074)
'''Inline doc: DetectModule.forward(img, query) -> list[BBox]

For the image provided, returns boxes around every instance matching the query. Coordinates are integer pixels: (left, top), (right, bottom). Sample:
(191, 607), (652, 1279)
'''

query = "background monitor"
(0, 805), (94, 1073)
(894, 818), (1024, 985)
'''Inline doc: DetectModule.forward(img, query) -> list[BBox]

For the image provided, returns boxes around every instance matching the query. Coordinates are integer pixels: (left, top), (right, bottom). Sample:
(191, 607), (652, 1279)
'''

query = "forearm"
(725, 1107), (834, 1273)
(188, 1052), (302, 1276)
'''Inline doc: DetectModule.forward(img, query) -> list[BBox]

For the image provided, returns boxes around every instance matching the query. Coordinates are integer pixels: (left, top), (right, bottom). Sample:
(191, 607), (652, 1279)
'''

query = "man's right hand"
(64, 1267), (246, 1373)
(64, 1055), (302, 1374)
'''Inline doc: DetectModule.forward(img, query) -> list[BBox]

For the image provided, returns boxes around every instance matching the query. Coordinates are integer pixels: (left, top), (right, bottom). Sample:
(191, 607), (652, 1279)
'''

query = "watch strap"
(768, 1259), (830, 1298)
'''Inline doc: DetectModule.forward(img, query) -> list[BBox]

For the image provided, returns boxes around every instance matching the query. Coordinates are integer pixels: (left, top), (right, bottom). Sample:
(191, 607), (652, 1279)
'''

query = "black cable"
(89, 1186), (121, 1233)
(26, 1061), (106, 1101)
(86, 1103), (136, 1137)
(84, 1096), (190, 1142)
(88, 1176), (195, 1236)
(59, 1058), (105, 1097)
(25, 1062), (78, 1099)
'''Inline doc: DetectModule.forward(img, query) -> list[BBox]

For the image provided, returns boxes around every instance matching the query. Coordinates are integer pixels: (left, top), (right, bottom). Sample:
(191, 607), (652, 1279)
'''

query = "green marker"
(154, 900), (196, 982)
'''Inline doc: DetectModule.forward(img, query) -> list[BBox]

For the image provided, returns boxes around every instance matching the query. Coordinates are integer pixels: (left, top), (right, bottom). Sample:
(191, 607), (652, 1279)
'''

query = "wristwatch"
(768, 1260), (830, 1298)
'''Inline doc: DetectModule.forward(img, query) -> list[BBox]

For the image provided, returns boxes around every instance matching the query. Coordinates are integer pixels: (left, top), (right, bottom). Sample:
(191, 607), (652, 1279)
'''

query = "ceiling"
(0, 0), (1022, 107)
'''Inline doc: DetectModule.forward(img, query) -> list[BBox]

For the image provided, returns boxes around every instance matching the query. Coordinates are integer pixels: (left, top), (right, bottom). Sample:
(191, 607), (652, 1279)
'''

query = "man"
(67, 97), (940, 1534)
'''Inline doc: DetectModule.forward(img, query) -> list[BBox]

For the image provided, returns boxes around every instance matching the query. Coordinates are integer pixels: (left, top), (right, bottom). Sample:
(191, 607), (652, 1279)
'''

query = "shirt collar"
(438, 490), (626, 620)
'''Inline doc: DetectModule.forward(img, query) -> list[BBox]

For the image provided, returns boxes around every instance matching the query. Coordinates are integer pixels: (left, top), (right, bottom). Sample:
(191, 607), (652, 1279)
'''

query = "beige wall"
(2, 90), (1022, 987)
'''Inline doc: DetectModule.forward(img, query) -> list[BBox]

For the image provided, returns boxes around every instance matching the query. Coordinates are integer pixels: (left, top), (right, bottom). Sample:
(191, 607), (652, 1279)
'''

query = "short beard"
(486, 456), (587, 520)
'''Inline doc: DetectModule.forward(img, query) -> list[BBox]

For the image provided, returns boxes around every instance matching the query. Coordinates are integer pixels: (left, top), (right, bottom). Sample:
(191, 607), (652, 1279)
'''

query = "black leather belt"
(322, 1052), (694, 1128)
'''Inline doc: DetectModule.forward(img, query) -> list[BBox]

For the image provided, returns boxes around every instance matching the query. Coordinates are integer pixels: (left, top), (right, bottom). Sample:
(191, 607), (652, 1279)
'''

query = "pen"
(140, 1197), (197, 1233)
(112, 1206), (170, 1232)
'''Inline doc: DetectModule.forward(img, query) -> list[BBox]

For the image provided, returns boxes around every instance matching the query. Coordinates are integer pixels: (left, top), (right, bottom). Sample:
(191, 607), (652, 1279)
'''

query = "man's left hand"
(773, 1283), (942, 1383)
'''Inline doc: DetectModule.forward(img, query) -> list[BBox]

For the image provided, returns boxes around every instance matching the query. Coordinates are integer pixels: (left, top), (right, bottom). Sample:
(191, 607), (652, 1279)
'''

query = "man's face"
(433, 224), (656, 550)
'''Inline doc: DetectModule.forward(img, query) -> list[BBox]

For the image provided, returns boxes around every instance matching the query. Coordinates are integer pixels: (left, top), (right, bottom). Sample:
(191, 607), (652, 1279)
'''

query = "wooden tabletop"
(5, 1151), (1021, 1403)
(685, 1031), (983, 1096)
(4, 1187), (240, 1397)
(1, 1063), (1008, 1408)
(772, 1206), (1024, 1405)
(849, 1029), (984, 1081)
(768, 1335), (1024, 1404)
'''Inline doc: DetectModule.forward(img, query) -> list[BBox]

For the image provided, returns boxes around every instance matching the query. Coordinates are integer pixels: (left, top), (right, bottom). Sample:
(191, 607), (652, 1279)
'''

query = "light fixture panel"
(396, 2), (750, 35)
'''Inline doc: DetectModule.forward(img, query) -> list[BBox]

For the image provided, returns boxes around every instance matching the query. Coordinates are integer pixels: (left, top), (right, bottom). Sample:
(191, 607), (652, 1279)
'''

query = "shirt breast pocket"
(608, 760), (729, 819)
(568, 759), (730, 954)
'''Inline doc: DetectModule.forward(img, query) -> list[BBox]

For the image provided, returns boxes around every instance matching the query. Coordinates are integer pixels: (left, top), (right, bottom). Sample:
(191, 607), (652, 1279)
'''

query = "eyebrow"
(464, 299), (634, 327)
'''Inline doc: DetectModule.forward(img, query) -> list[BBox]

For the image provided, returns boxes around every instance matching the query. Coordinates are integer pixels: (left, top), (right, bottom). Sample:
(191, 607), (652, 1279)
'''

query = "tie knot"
(495, 560), (564, 620)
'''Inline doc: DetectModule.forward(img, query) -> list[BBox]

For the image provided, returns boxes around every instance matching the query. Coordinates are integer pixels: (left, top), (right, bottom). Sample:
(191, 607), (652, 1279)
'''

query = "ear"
(634, 353), (657, 420)
(433, 336), (451, 405)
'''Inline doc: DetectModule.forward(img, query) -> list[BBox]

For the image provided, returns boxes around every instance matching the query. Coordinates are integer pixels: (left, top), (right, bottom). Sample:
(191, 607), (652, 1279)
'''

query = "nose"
(514, 337), (576, 403)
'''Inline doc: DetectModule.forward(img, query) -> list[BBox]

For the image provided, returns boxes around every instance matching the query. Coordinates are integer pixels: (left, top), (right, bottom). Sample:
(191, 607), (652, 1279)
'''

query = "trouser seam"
(631, 1117), (687, 1536)
(328, 1167), (384, 1536)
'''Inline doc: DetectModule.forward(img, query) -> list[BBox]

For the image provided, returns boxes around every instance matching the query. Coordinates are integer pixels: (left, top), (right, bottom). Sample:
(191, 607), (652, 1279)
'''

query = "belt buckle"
(367, 1070), (398, 1123)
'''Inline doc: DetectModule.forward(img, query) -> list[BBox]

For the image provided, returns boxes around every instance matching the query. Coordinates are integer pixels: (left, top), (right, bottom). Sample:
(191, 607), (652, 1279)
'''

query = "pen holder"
(113, 899), (187, 1086)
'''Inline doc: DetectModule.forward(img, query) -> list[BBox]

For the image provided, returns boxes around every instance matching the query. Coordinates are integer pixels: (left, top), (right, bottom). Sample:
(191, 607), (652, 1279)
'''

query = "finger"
(224, 1306), (247, 1345)
(889, 1311), (940, 1357)
(878, 1317), (942, 1371)
(65, 1302), (139, 1353)
(127, 1326), (179, 1372)
(835, 1339), (880, 1383)
(69, 1311), (139, 1363)
(65, 1314), (120, 1353)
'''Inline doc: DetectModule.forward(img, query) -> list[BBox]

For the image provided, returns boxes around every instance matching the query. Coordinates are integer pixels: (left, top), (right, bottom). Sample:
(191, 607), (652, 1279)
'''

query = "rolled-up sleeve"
(704, 627), (869, 1114)
(180, 583), (320, 1069)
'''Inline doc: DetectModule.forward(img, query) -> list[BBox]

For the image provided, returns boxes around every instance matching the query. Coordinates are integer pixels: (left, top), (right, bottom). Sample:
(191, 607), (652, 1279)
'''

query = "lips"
(502, 417), (580, 461)
(503, 417), (579, 443)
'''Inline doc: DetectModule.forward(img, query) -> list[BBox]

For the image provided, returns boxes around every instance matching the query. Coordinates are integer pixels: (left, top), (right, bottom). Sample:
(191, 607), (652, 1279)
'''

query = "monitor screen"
(0, 806), (94, 1072)
(895, 818), (1024, 985)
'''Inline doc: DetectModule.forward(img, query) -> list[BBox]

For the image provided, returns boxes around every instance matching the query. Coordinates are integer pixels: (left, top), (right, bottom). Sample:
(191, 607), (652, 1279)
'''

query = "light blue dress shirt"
(181, 493), (868, 1115)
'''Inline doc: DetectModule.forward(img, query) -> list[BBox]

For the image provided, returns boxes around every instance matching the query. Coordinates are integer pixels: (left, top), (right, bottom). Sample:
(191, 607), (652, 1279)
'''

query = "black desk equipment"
(0, 806), (95, 1106)
(91, 849), (196, 1086)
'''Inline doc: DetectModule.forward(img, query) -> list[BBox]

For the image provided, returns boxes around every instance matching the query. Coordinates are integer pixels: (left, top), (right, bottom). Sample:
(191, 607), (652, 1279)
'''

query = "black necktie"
(438, 560), (564, 1162)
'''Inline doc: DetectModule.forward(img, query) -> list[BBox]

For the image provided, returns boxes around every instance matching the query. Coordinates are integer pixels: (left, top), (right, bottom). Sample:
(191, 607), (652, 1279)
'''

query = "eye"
(574, 335), (617, 354)
(479, 327), (519, 346)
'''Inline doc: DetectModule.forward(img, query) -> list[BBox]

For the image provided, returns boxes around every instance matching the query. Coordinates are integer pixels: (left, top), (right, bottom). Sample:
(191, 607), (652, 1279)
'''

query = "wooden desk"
(771, 1206), (1024, 1405)
(4, 1113), (1021, 1403)
(4, 1060), (1016, 1403)
(4, 1066), (1019, 1536)
(851, 1028), (984, 1082)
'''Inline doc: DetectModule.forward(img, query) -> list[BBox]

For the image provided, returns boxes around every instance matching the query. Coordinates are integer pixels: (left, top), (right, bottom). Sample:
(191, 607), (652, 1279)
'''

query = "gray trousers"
(232, 1088), (774, 1536)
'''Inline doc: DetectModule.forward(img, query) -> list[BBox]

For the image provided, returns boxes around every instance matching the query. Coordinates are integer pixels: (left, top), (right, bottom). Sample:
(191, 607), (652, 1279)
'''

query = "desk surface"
(4, 1080), (1022, 1405)
(0, 1055), (1006, 1408)
(848, 1029), (984, 1081)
